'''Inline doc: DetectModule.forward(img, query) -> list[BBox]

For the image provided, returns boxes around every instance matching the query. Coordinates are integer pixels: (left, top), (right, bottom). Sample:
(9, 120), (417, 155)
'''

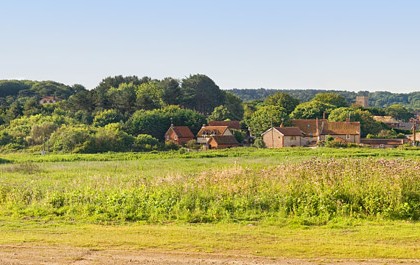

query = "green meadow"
(0, 147), (419, 258)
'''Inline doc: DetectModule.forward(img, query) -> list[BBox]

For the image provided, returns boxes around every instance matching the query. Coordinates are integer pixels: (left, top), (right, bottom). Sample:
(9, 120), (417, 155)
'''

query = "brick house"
(164, 125), (194, 145)
(291, 119), (361, 145)
(261, 126), (303, 148)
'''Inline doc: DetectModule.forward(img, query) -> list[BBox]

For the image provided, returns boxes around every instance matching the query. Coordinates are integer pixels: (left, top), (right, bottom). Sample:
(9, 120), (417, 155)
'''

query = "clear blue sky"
(1, 0), (419, 93)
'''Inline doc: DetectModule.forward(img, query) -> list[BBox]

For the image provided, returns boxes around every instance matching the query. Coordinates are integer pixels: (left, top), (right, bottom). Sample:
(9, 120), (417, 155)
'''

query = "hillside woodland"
(0, 75), (417, 153)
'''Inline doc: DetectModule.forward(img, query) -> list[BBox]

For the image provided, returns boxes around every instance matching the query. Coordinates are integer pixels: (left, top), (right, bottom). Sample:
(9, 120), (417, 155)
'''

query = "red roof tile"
(208, 120), (241, 130)
(171, 126), (194, 138)
(197, 126), (229, 137)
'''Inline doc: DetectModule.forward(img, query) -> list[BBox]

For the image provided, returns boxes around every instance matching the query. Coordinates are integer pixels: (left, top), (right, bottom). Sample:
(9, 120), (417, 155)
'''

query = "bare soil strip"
(0, 245), (418, 265)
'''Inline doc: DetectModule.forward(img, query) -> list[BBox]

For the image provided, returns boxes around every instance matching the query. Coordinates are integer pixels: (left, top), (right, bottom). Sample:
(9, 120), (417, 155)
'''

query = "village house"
(164, 125), (194, 145)
(39, 96), (59, 105)
(373, 116), (400, 128)
(196, 125), (239, 149)
(261, 126), (303, 148)
(291, 119), (361, 146)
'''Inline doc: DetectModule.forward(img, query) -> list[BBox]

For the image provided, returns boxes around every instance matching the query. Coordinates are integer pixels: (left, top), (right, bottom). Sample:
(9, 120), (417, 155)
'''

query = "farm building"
(261, 126), (303, 148)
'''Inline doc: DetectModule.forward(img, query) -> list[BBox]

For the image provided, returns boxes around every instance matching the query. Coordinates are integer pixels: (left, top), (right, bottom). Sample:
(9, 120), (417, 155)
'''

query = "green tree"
(328, 107), (383, 137)
(160, 77), (182, 106)
(85, 123), (134, 153)
(208, 105), (233, 121)
(181, 74), (225, 114)
(248, 105), (289, 136)
(385, 104), (414, 122)
(136, 81), (163, 110)
(312, 92), (348, 107)
(125, 106), (205, 140)
(223, 92), (244, 120)
(133, 134), (160, 152)
(93, 109), (124, 127)
(49, 125), (92, 152)
(290, 101), (335, 119)
(22, 97), (41, 116)
(29, 122), (57, 145)
(107, 83), (137, 115)
(264, 92), (300, 114)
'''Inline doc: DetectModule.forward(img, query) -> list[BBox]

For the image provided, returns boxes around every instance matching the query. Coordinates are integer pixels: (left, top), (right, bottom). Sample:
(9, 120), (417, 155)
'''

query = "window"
(290, 136), (296, 140)
(346, 134), (351, 139)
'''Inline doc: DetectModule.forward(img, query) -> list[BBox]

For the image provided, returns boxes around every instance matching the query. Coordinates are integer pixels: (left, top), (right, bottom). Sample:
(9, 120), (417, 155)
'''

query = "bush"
(83, 123), (134, 153)
(253, 138), (266, 148)
(133, 134), (160, 152)
(49, 125), (92, 152)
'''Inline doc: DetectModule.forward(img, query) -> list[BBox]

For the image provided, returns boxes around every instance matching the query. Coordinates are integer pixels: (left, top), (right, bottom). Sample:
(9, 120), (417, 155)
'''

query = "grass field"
(0, 147), (419, 259)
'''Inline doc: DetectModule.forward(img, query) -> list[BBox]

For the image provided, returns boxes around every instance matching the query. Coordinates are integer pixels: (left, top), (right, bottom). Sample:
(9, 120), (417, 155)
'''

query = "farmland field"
(0, 147), (419, 264)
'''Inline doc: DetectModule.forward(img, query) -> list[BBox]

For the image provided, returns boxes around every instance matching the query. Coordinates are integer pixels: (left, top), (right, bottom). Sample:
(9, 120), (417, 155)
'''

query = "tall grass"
(0, 154), (418, 224)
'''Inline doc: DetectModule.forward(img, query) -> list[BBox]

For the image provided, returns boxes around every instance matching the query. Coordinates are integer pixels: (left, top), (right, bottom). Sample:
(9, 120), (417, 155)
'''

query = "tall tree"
(264, 92), (300, 114)
(290, 101), (335, 119)
(160, 77), (182, 106)
(181, 74), (225, 115)
(312, 92), (348, 108)
(248, 105), (289, 136)
(328, 107), (383, 137)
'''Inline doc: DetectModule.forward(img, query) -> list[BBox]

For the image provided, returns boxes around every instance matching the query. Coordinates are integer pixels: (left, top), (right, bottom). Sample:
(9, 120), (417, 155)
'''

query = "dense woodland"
(0, 75), (417, 153)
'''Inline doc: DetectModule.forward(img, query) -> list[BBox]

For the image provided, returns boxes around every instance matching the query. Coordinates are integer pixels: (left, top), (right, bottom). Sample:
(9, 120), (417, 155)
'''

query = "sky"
(1, 0), (419, 93)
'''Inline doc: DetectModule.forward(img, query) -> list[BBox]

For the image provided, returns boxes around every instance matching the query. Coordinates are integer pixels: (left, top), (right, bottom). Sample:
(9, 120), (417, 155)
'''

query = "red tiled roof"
(291, 119), (321, 135)
(274, 127), (303, 136)
(197, 126), (229, 137)
(171, 126), (194, 138)
(209, 135), (239, 145)
(208, 120), (241, 130)
(322, 122), (360, 135)
(291, 119), (360, 136)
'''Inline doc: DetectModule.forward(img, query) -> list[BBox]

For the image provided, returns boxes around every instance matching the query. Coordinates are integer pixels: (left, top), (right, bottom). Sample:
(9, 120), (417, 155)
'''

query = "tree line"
(0, 75), (417, 153)
(230, 88), (420, 110)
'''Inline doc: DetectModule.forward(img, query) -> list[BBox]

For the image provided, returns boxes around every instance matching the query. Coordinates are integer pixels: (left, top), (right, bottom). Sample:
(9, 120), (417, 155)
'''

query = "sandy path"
(0, 245), (419, 265)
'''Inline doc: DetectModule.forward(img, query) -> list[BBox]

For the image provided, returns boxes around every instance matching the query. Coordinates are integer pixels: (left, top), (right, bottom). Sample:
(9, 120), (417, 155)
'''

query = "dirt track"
(0, 245), (418, 265)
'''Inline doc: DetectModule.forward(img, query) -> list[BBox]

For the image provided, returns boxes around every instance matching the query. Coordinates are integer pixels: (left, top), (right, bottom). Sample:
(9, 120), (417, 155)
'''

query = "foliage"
(133, 134), (160, 152)
(48, 125), (92, 153)
(207, 105), (233, 121)
(328, 107), (383, 137)
(248, 105), (289, 136)
(125, 106), (206, 140)
(135, 81), (163, 110)
(313, 92), (348, 108)
(290, 101), (335, 119)
(93, 109), (124, 127)
(385, 104), (414, 122)
(229, 88), (420, 110)
(264, 92), (300, 114)
(181, 74), (225, 114)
